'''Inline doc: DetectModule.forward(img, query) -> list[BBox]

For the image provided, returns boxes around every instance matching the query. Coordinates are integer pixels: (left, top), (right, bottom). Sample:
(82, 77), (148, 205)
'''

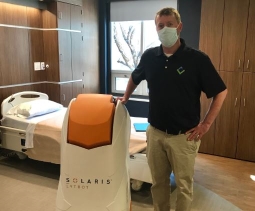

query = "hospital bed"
(0, 91), (151, 189)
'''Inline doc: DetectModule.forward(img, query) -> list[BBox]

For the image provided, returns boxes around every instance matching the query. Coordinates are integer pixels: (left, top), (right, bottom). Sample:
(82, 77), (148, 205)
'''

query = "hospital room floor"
(0, 152), (253, 211)
(0, 154), (156, 211)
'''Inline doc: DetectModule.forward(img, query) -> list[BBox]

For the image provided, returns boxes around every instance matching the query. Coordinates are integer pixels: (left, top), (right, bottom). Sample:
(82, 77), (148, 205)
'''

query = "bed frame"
(0, 91), (151, 191)
(0, 91), (48, 157)
(1, 91), (48, 116)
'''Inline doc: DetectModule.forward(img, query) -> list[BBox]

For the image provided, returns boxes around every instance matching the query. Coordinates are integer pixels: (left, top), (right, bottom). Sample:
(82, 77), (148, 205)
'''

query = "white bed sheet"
(1, 112), (148, 163)
(1, 108), (67, 130)
(1, 108), (67, 148)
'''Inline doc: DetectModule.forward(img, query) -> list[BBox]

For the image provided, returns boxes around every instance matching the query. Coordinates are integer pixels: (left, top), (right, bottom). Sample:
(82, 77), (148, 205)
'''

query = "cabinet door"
(71, 5), (83, 81)
(57, 2), (72, 82)
(244, 0), (255, 72)
(60, 83), (73, 107)
(236, 73), (255, 161)
(199, 0), (224, 70)
(220, 0), (249, 71)
(58, 31), (72, 81)
(72, 81), (82, 99)
(214, 72), (242, 158)
(57, 2), (71, 29)
(199, 93), (215, 154)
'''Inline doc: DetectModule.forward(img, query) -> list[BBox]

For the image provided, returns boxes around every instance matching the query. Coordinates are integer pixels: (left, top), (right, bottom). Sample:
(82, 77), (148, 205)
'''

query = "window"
(110, 0), (177, 96)
(111, 20), (160, 95)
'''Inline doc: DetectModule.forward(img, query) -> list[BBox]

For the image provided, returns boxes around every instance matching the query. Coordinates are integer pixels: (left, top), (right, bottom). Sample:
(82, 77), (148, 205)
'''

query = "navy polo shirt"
(131, 39), (226, 134)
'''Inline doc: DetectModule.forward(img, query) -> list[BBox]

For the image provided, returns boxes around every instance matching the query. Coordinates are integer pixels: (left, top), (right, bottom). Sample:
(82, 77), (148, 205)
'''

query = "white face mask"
(157, 26), (179, 48)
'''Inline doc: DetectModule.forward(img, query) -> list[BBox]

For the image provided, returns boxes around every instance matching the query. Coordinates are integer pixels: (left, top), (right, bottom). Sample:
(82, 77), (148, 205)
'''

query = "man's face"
(155, 14), (182, 33)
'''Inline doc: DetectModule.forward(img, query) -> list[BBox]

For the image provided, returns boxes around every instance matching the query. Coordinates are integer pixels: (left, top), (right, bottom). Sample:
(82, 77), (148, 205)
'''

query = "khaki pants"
(146, 125), (200, 211)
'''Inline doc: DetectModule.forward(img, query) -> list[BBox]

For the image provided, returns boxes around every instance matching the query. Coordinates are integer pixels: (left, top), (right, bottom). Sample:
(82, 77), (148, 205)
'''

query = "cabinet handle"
(243, 98), (246, 107)
(58, 11), (62, 19)
(238, 59), (241, 68)
(234, 98), (237, 106)
(247, 60), (250, 69)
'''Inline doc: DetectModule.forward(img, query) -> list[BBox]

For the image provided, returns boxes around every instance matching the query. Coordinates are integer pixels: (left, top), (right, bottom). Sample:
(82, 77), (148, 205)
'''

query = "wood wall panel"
(27, 8), (46, 82)
(43, 30), (60, 81)
(42, 3), (57, 28)
(0, 2), (27, 25)
(29, 30), (46, 82)
(31, 83), (47, 94)
(0, 28), (30, 85)
(45, 83), (61, 103)
(27, 7), (43, 28)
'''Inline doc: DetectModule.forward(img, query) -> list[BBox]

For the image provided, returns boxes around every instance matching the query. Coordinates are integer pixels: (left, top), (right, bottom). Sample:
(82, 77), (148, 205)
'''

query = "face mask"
(157, 26), (179, 47)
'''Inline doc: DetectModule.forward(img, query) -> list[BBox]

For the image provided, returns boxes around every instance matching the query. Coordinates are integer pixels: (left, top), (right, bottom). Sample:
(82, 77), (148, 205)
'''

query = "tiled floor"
(131, 183), (153, 210)
(0, 152), (242, 211)
(131, 173), (176, 210)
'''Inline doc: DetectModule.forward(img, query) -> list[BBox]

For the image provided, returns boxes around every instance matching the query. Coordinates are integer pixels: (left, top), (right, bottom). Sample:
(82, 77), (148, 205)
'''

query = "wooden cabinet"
(199, 0), (255, 161)
(220, 0), (255, 73)
(215, 72), (255, 161)
(214, 72), (242, 158)
(43, 1), (83, 106)
(199, 0), (224, 70)
(0, 0), (99, 108)
(199, 0), (224, 154)
(220, 0), (249, 72)
(236, 73), (255, 161)
(244, 0), (255, 72)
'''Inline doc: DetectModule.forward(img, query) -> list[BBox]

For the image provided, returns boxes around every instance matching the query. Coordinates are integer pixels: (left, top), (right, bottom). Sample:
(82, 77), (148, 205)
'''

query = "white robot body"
(56, 94), (131, 211)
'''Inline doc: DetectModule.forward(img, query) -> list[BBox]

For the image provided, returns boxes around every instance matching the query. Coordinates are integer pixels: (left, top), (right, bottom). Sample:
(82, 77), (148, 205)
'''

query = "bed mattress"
(1, 108), (67, 130)
(0, 113), (148, 164)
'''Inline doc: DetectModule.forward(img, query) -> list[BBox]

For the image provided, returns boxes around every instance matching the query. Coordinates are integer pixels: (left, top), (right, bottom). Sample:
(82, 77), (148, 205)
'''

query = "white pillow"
(7, 99), (63, 118)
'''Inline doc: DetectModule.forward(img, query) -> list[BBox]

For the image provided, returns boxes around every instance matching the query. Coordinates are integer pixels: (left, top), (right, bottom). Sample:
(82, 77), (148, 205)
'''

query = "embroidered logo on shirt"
(177, 67), (185, 75)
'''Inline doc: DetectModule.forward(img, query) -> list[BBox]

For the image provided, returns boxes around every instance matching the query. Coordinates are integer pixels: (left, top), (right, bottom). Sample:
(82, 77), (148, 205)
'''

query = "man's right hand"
(116, 96), (128, 104)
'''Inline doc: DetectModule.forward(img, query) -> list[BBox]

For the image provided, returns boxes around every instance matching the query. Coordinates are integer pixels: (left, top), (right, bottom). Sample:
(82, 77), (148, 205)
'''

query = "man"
(119, 7), (227, 211)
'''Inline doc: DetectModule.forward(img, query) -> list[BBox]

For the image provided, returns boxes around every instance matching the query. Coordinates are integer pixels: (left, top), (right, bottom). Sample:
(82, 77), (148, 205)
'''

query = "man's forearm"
(123, 77), (138, 100)
(202, 89), (228, 127)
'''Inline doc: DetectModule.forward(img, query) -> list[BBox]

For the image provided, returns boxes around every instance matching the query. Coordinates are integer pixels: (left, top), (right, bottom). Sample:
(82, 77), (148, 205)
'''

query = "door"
(244, 0), (255, 72)
(199, 93), (215, 154)
(214, 71), (242, 158)
(220, 0), (249, 71)
(236, 73), (255, 161)
(60, 83), (73, 107)
(199, 0), (224, 70)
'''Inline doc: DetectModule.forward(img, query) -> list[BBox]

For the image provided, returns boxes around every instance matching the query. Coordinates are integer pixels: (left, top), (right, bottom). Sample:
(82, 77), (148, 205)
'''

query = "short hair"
(155, 7), (181, 24)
